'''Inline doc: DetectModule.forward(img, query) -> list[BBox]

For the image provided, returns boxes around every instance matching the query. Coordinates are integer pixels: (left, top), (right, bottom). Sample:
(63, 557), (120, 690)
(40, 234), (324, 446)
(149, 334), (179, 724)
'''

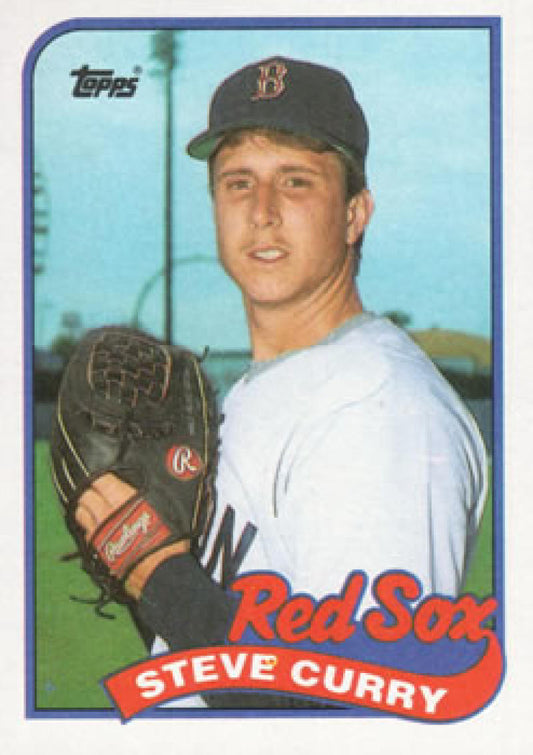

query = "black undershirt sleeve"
(137, 553), (237, 650)
(136, 553), (337, 710)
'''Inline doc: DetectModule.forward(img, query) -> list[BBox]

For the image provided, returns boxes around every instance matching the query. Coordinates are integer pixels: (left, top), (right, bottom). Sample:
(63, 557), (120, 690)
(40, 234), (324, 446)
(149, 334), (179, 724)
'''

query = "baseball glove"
(49, 326), (218, 616)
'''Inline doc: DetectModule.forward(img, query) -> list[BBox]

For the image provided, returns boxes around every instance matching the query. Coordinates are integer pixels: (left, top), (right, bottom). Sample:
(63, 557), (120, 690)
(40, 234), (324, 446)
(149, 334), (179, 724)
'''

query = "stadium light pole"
(33, 163), (50, 345)
(151, 31), (178, 344)
(33, 166), (49, 276)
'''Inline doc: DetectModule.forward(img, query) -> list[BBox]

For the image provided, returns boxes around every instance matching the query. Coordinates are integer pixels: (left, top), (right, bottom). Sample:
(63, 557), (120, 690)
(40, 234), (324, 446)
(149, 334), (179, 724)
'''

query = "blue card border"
(22, 15), (504, 721)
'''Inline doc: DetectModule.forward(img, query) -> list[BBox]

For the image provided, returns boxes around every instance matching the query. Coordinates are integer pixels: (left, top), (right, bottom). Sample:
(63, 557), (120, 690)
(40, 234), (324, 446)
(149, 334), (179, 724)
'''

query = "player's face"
(212, 134), (372, 316)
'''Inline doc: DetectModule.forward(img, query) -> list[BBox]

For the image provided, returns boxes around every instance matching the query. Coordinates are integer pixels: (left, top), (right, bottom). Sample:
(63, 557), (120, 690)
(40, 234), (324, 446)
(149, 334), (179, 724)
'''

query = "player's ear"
(346, 189), (374, 246)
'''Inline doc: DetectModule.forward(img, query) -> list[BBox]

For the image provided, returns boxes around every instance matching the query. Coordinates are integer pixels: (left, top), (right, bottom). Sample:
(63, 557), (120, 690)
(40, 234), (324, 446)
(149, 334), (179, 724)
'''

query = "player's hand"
(76, 473), (190, 600)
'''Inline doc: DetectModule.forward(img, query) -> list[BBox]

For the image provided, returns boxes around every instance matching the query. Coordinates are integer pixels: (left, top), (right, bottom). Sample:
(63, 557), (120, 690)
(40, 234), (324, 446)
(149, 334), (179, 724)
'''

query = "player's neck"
(246, 286), (364, 362)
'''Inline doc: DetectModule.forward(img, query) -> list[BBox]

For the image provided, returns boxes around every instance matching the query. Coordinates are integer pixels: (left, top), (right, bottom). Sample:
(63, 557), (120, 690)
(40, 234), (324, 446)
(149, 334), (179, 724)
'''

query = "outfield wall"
(32, 349), (493, 451)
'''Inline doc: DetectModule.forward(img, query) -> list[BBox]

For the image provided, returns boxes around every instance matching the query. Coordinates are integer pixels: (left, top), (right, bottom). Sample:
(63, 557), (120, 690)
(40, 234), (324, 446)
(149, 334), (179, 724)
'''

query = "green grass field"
(462, 469), (494, 598)
(32, 440), (494, 711)
(34, 441), (146, 709)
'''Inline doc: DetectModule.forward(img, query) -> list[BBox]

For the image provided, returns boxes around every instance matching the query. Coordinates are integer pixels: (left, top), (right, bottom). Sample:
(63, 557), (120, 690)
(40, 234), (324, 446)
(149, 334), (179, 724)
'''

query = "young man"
(76, 57), (487, 705)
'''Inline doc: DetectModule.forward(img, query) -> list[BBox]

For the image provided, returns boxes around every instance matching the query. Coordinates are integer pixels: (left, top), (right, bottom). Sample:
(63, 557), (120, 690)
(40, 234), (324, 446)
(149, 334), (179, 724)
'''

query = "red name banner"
(104, 632), (502, 721)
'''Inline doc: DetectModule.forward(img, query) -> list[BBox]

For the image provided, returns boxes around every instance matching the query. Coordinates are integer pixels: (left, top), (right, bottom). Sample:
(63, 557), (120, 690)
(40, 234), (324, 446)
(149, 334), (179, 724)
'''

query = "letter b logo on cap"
(251, 61), (288, 101)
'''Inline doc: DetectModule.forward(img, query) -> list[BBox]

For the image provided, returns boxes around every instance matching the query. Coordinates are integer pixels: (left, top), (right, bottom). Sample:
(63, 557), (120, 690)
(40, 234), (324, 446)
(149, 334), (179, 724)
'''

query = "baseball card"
(3, 0), (533, 752)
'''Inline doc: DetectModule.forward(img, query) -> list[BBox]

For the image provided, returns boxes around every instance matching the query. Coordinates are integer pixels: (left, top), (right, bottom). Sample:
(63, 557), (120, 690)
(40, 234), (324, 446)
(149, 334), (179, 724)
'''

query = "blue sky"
(30, 22), (494, 352)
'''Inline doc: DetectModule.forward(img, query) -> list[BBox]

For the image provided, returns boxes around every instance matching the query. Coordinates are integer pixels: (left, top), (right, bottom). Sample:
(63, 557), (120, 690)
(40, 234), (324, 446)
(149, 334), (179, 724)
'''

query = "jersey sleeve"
(275, 374), (487, 601)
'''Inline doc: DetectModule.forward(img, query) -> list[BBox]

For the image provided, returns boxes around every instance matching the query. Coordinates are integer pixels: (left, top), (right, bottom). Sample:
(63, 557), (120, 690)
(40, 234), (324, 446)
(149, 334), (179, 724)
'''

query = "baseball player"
(55, 56), (488, 708)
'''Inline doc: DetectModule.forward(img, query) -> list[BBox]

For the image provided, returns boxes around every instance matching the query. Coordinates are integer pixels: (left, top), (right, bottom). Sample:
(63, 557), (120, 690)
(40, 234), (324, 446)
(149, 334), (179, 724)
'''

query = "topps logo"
(70, 64), (140, 98)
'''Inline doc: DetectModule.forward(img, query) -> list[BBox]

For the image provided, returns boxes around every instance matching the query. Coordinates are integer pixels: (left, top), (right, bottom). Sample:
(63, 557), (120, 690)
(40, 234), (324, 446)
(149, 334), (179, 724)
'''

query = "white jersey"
(154, 313), (487, 707)
(198, 313), (487, 601)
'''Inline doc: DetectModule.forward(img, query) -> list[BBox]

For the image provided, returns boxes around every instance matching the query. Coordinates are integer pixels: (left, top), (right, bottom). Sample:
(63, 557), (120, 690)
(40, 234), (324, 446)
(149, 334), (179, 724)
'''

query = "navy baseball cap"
(186, 56), (369, 169)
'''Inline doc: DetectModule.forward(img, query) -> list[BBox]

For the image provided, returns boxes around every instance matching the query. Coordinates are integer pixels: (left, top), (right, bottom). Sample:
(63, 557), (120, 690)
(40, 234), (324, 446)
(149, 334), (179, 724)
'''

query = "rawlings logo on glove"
(166, 445), (204, 480)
